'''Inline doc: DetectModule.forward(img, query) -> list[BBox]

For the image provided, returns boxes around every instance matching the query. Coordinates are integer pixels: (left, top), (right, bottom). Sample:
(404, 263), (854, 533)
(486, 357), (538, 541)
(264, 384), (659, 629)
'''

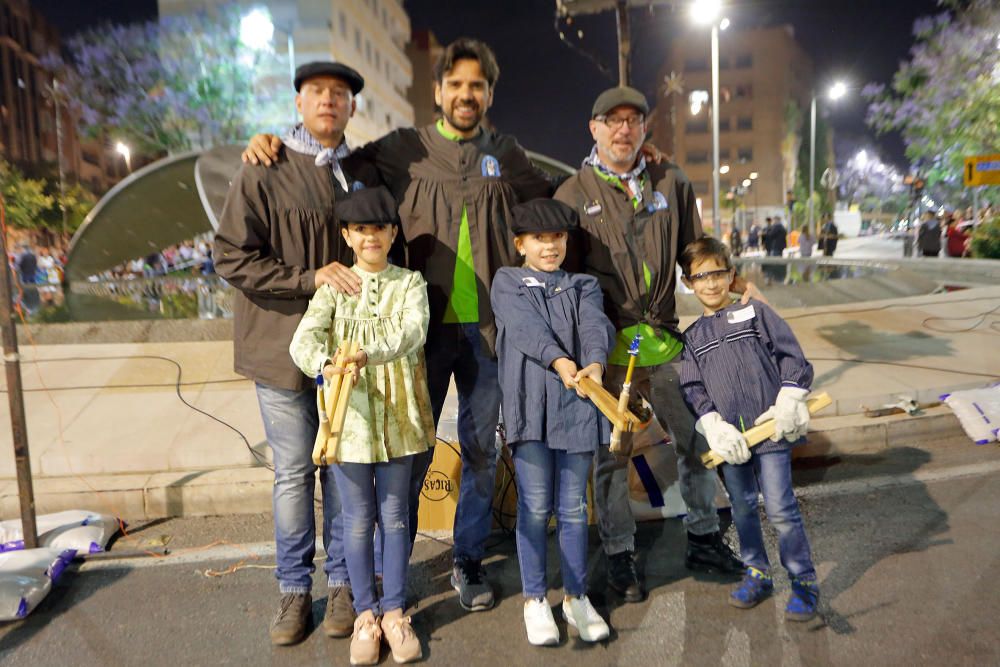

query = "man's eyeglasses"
(687, 268), (734, 284)
(595, 114), (645, 131)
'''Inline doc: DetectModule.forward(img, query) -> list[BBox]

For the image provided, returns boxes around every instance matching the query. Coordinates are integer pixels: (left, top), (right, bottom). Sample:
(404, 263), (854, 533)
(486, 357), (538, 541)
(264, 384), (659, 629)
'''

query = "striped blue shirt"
(680, 299), (813, 453)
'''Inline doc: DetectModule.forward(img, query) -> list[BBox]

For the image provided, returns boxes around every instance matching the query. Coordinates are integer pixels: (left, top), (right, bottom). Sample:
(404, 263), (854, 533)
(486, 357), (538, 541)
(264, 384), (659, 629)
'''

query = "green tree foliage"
(969, 215), (1000, 259)
(0, 159), (54, 230)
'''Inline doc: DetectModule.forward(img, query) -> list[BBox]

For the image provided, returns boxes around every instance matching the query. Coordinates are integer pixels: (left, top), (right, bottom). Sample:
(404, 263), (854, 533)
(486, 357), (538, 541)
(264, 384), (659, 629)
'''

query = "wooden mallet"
(699, 392), (833, 469)
(609, 333), (642, 455)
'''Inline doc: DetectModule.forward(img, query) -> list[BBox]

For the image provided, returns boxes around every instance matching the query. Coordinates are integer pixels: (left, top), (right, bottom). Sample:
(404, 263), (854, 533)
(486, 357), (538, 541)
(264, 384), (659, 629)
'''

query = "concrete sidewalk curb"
(1, 407), (974, 521)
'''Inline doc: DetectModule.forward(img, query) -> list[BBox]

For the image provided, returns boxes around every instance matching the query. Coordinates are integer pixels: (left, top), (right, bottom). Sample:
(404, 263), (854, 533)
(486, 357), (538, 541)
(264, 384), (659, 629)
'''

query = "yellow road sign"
(964, 154), (1000, 187)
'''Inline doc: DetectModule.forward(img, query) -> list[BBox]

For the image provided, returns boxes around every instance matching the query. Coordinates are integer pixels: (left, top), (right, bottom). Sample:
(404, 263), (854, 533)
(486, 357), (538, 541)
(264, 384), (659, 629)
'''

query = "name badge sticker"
(726, 304), (756, 324)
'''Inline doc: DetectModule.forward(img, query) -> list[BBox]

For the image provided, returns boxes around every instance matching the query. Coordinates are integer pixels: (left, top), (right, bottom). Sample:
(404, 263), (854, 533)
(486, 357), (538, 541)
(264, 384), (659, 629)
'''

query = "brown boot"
(269, 592), (312, 646)
(322, 585), (356, 638)
(381, 612), (422, 663)
(349, 610), (382, 665)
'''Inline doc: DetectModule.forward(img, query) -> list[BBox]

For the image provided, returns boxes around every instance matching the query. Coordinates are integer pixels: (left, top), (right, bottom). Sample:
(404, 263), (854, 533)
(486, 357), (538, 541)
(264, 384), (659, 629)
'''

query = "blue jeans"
(332, 456), (413, 615)
(255, 383), (348, 594)
(722, 448), (816, 580)
(513, 441), (592, 598)
(415, 323), (501, 562)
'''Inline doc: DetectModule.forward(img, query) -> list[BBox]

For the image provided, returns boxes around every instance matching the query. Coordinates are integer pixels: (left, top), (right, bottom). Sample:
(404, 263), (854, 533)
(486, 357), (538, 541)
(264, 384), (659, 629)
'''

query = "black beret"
(294, 61), (364, 95)
(592, 86), (649, 118)
(335, 186), (399, 225)
(510, 199), (579, 236)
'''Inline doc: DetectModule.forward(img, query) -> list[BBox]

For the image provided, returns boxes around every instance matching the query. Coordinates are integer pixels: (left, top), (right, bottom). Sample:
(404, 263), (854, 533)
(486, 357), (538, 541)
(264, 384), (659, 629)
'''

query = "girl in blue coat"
(490, 199), (615, 646)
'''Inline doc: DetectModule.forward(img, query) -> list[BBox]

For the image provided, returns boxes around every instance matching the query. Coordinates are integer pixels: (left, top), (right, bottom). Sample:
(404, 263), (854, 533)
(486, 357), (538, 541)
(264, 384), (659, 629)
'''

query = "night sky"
(33, 0), (940, 168)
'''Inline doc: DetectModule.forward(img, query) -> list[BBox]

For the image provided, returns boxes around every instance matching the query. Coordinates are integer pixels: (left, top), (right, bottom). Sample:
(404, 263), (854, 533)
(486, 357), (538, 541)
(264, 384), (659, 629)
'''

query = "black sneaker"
(607, 550), (645, 603)
(450, 558), (494, 611)
(685, 532), (744, 575)
(269, 592), (312, 646)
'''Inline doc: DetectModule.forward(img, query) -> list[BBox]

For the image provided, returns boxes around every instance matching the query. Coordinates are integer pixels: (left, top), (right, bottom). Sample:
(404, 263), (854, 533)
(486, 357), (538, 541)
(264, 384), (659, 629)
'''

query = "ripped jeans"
(331, 455), (414, 615)
(512, 441), (593, 598)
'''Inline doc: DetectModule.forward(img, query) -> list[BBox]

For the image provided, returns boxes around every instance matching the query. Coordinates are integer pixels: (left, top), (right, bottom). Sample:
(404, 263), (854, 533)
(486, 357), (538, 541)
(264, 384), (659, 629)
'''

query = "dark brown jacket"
(347, 124), (551, 353)
(214, 148), (367, 391)
(556, 161), (702, 337)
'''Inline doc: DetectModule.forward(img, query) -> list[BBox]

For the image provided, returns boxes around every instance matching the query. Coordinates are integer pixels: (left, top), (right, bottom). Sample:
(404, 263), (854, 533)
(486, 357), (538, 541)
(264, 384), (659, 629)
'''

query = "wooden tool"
(311, 341), (360, 466)
(610, 333), (642, 455)
(577, 376), (648, 434)
(700, 392), (833, 469)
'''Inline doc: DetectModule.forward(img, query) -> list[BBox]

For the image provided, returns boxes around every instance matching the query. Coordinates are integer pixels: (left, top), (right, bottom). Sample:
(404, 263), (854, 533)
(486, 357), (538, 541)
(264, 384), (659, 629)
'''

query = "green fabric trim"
(608, 324), (684, 367)
(436, 118), (463, 142)
(443, 205), (479, 323)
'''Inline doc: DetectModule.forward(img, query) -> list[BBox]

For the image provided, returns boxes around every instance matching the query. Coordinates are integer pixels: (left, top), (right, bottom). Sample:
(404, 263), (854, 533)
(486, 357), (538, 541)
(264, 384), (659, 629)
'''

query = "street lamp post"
(691, 0), (725, 233)
(749, 171), (758, 228)
(241, 8), (297, 123)
(808, 81), (847, 237)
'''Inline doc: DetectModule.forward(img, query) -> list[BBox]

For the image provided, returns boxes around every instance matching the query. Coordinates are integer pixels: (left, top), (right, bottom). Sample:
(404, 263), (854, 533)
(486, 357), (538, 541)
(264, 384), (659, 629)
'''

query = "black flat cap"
(591, 86), (649, 118)
(294, 61), (364, 95)
(510, 199), (579, 236)
(335, 186), (399, 225)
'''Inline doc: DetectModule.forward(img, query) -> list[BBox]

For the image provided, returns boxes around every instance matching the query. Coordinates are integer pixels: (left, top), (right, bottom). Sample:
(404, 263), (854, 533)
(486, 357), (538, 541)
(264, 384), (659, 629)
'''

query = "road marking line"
(79, 460), (1000, 572)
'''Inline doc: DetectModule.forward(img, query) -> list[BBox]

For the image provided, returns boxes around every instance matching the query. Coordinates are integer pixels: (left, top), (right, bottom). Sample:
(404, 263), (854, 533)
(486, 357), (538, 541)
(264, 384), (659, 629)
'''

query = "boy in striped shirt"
(678, 237), (820, 622)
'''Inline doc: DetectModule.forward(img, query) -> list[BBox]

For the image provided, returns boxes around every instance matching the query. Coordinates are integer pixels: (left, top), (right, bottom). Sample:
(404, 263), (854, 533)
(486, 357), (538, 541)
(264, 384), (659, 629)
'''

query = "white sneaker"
(562, 595), (610, 642)
(523, 598), (559, 646)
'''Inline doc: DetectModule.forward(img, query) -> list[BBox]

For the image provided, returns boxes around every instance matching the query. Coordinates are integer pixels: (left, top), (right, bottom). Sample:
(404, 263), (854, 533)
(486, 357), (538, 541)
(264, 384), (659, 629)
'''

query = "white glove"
(696, 412), (750, 465)
(755, 387), (810, 442)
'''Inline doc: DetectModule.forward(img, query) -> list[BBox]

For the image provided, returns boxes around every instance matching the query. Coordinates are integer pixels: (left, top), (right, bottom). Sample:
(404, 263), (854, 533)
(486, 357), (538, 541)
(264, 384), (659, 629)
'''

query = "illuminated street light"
(720, 164), (730, 174)
(240, 7), (297, 123)
(115, 141), (132, 173)
(742, 178), (751, 187)
(689, 89), (709, 115)
(749, 171), (758, 180)
(809, 80), (850, 236)
(719, 17), (730, 31)
(691, 0), (725, 231)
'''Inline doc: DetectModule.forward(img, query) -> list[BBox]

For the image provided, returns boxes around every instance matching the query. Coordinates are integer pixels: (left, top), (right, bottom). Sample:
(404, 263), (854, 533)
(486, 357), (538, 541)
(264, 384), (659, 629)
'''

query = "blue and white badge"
(351, 181), (366, 192)
(481, 155), (501, 178)
(647, 191), (669, 213)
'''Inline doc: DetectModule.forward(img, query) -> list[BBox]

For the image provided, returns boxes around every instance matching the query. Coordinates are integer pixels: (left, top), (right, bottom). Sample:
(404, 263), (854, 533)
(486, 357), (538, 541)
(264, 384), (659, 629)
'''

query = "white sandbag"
(0, 511), (120, 555)
(0, 547), (75, 620)
(941, 384), (1000, 445)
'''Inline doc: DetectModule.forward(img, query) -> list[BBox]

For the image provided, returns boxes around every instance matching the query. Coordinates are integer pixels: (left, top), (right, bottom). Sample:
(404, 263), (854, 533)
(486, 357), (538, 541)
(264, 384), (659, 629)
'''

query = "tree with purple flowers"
(864, 0), (1000, 202)
(43, 6), (285, 158)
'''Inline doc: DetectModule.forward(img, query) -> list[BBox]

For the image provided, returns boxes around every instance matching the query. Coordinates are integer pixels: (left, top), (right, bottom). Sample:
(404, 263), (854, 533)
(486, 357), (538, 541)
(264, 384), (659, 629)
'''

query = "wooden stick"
(325, 341), (360, 463)
(610, 335), (641, 454)
(577, 376), (647, 433)
(312, 345), (348, 466)
(700, 392), (833, 469)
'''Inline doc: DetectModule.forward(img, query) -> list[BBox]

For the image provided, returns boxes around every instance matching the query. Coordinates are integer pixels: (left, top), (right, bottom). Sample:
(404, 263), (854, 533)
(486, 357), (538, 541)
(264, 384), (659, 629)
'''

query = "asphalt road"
(2, 443), (998, 666)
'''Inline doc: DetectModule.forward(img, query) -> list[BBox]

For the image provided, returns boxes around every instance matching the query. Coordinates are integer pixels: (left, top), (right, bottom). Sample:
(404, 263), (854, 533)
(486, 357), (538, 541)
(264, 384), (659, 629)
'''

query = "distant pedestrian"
(765, 218), (787, 257)
(798, 228), (814, 258)
(747, 222), (760, 252)
(917, 211), (942, 257)
(819, 220), (839, 257)
(730, 226), (743, 257)
(16, 245), (37, 284)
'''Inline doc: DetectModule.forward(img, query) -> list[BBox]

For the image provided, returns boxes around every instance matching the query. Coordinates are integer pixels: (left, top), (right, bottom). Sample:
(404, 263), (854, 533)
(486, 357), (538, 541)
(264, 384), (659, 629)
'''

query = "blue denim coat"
(490, 267), (615, 452)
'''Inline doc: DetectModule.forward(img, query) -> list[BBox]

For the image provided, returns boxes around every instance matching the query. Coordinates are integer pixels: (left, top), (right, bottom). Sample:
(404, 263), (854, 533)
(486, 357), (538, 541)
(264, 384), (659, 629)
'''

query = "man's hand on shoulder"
(242, 134), (284, 167)
(315, 261), (362, 295)
(730, 275), (769, 306)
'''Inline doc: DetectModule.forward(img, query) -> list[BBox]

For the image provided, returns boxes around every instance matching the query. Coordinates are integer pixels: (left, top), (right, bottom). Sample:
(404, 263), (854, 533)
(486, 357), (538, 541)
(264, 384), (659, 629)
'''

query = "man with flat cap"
(215, 60), (377, 646)
(557, 86), (761, 602)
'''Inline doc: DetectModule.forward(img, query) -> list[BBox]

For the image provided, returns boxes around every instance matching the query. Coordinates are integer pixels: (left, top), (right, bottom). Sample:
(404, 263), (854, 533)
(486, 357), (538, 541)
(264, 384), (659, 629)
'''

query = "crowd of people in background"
(91, 237), (216, 282)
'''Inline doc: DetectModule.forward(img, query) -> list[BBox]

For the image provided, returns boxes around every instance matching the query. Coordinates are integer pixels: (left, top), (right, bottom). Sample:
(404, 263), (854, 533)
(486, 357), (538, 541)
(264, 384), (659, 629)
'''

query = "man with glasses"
(557, 86), (759, 602)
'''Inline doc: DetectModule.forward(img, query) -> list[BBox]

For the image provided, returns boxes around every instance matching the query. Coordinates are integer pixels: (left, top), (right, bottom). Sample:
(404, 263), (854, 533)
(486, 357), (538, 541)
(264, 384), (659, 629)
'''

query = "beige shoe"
(381, 614), (422, 663)
(350, 612), (382, 666)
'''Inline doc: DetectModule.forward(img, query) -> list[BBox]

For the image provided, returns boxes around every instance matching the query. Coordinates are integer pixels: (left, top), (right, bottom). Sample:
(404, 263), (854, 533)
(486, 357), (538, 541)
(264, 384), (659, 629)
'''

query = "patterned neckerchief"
(282, 123), (351, 191)
(583, 145), (647, 205)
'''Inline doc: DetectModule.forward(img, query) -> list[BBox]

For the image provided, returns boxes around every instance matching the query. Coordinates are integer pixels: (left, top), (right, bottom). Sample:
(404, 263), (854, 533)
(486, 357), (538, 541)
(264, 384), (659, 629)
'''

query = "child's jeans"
(722, 448), (817, 581)
(332, 455), (414, 615)
(512, 441), (592, 598)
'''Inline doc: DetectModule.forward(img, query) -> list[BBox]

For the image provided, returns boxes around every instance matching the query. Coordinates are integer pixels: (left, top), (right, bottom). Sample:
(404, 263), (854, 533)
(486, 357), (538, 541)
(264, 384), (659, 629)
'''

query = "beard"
(442, 99), (483, 132)
(601, 140), (641, 168)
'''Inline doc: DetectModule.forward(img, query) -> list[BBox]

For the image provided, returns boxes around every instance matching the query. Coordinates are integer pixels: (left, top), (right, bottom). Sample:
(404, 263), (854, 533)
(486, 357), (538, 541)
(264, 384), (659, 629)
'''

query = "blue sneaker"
(785, 578), (820, 622)
(729, 567), (774, 609)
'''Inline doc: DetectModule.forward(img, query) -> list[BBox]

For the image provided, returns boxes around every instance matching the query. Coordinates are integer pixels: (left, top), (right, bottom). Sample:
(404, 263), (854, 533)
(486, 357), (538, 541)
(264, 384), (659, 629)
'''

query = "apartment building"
(649, 25), (815, 224)
(0, 0), (126, 193)
(159, 0), (415, 146)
